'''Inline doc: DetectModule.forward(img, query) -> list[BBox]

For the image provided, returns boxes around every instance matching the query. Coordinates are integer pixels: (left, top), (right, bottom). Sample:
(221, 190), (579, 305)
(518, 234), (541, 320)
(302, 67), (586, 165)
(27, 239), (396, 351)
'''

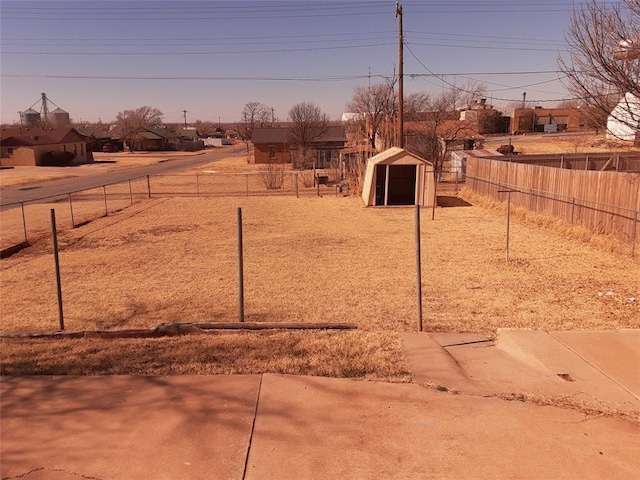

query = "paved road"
(0, 146), (237, 206)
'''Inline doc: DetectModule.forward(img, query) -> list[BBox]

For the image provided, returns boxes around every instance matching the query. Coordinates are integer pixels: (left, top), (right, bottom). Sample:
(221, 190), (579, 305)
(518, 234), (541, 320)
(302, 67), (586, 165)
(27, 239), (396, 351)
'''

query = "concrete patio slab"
(246, 374), (640, 479)
(1, 375), (260, 480)
(550, 330), (640, 399)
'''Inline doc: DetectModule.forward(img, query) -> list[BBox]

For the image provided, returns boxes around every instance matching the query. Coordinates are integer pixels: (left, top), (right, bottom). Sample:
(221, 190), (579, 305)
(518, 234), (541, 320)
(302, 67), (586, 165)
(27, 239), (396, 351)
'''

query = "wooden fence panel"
(466, 157), (639, 248)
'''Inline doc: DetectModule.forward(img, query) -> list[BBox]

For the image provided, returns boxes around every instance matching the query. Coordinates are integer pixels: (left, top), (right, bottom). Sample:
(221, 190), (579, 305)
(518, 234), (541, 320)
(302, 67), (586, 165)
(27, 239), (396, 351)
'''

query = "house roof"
(1, 127), (88, 146)
(252, 127), (289, 144)
(252, 125), (346, 144)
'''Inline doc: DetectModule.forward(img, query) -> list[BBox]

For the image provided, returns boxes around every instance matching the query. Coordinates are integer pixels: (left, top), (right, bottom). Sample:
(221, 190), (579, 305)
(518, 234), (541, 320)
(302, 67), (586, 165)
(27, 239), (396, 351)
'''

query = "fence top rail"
(482, 152), (640, 163)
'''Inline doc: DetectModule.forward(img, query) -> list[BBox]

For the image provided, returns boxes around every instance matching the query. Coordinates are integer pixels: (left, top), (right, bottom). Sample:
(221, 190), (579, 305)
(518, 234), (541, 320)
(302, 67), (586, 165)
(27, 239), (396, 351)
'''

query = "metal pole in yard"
(50, 209), (65, 330)
(68, 194), (75, 227)
(571, 197), (576, 224)
(246, 173), (249, 197)
(505, 191), (512, 262)
(103, 185), (108, 216)
(147, 175), (151, 198)
(632, 211), (638, 258)
(129, 179), (133, 205)
(21, 202), (28, 243)
(196, 175), (200, 197)
(237, 207), (245, 323)
(295, 173), (299, 198)
(415, 205), (423, 332)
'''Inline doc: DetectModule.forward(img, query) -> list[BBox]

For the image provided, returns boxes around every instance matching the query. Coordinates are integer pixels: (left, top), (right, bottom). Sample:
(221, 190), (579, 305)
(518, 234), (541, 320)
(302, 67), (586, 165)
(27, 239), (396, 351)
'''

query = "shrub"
(40, 151), (76, 166)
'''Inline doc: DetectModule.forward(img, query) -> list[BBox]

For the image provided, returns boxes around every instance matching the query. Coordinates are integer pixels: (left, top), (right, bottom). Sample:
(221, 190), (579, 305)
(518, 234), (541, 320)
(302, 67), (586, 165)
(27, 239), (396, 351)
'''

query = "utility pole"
(183, 110), (188, 129)
(396, 2), (404, 148)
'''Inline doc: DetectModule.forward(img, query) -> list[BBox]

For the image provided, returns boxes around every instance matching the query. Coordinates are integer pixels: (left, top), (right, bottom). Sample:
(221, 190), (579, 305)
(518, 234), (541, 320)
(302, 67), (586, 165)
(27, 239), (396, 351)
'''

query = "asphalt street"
(0, 146), (236, 207)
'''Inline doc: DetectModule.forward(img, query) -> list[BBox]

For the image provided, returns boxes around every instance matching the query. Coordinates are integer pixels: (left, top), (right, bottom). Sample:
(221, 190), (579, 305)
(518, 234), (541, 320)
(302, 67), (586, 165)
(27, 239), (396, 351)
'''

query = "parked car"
(102, 143), (118, 153)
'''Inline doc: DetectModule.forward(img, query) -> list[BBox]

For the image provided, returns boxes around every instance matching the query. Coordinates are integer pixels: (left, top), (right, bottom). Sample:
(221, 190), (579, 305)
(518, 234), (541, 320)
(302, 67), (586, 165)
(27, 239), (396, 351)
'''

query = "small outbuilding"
(361, 147), (435, 207)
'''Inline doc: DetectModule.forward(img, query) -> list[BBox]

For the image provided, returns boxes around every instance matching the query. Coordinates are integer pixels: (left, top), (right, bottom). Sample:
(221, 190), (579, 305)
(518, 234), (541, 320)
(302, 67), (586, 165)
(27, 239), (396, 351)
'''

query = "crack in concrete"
(3, 467), (103, 480)
(242, 373), (263, 480)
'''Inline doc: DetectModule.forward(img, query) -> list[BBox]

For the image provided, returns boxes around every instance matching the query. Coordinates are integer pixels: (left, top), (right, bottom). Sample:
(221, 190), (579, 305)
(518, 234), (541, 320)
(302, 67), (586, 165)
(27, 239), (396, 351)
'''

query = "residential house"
(510, 107), (584, 133)
(252, 125), (347, 167)
(0, 127), (93, 166)
(606, 92), (640, 143)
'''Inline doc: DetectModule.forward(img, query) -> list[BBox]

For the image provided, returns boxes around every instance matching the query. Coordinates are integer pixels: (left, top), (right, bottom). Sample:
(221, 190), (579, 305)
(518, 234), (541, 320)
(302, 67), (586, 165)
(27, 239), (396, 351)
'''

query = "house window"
(63, 145), (67, 152)
(7, 148), (13, 155)
(269, 145), (276, 160)
(80, 143), (84, 156)
(74, 144), (78, 155)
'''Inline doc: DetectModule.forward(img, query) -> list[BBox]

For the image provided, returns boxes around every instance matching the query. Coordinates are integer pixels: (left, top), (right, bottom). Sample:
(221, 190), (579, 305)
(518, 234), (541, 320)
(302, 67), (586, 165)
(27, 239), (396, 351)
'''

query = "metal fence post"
(68, 193), (75, 227)
(633, 211), (638, 258)
(571, 197), (576, 224)
(415, 205), (423, 332)
(196, 174), (200, 197)
(50, 209), (65, 331)
(21, 202), (28, 243)
(237, 207), (245, 323)
(147, 175), (151, 198)
(295, 173), (299, 198)
(129, 179), (133, 205)
(245, 173), (249, 197)
(103, 185), (108, 215)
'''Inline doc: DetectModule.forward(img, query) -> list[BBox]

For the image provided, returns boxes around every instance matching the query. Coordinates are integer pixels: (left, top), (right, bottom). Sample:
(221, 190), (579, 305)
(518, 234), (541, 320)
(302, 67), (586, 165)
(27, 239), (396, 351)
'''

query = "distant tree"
(346, 81), (397, 151)
(406, 88), (470, 176)
(194, 120), (218, 137)
(114, 106), (163, 151)
(287, 102), (329, 169)
(448, 80), (488, 110)
(237, 102), (272, 142)
(558, 0), (640, 136)
(404, 92), (430, 121)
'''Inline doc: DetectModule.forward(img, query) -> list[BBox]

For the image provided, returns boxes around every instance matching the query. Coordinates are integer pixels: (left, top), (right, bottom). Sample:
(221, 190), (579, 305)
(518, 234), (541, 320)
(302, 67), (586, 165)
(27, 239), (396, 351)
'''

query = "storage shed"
(361, 147), (435, 207)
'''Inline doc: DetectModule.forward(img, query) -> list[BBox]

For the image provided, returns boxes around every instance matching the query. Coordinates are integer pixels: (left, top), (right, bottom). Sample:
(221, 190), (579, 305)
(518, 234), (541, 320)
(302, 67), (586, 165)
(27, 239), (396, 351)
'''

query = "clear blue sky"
(0, 0), (601, 125)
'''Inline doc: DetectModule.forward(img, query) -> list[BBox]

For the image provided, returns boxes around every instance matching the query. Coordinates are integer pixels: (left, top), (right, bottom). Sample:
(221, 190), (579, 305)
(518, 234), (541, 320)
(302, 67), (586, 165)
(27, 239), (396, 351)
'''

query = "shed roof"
(366, 146), (434, 166)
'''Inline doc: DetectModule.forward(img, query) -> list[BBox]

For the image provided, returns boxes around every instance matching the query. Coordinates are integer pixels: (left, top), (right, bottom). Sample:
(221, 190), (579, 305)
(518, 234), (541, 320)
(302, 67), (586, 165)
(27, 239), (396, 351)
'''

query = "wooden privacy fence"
(465, 157), (639, 255)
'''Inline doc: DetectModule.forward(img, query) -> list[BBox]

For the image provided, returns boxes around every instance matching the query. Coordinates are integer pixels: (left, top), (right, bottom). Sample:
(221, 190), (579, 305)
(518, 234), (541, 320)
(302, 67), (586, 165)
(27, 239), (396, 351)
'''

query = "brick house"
(510, 107), (585, 133)
(252, 125), (347, 167)
(0, 127), (93, 166)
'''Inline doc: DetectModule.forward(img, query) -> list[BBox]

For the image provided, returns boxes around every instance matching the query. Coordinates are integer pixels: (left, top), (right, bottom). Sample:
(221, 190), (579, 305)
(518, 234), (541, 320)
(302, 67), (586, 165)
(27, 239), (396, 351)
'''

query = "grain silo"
(50, 107), (71, 127)
(20, 108), (42, 127)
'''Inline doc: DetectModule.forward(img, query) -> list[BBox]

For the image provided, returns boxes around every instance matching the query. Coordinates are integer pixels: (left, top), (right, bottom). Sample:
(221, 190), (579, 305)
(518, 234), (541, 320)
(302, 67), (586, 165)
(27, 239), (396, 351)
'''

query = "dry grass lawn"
(1, 145), (638, 378)
(484, 133), (640, 155)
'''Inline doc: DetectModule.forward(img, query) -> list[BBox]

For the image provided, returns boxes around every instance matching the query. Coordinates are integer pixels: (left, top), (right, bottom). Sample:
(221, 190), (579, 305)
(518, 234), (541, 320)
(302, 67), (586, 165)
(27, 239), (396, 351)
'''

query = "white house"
(606, 92), (640, 142)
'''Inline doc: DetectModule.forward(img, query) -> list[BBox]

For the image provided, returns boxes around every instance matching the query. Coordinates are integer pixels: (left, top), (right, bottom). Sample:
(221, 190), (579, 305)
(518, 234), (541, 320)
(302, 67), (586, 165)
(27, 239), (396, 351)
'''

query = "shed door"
(375, 164), (386, 206)
(387, 165), (417, 205)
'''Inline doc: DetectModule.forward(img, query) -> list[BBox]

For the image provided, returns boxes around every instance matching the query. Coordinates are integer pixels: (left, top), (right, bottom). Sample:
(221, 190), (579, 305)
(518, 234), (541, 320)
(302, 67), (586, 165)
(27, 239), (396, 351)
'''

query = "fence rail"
(1, 171), (346, 256)
(465, 157), (639, 256)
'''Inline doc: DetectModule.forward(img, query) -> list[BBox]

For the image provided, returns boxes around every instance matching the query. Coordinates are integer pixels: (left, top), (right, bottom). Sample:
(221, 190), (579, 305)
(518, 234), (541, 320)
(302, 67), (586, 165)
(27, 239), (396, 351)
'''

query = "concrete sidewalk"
(1, 330), (639, 479)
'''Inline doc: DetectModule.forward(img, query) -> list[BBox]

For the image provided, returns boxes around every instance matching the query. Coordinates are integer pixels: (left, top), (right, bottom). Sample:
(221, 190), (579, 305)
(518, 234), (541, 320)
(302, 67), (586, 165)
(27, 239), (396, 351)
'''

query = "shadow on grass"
(437, 196), (473, 208)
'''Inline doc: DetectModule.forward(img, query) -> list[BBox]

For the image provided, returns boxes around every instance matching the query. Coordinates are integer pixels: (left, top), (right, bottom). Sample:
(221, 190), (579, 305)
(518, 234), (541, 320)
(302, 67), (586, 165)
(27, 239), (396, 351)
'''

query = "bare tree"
(114, 106), (163, 151)
(558, 0), (640, 136)
(287, 102), (329, 169)
(404, 92), (431, 121)
(449, 80), (488, 110)
(194, 120), (218, 137)
(406, 89), (470, 176)
(237, 102), (272, 142)
(345, 81), (397, 150)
